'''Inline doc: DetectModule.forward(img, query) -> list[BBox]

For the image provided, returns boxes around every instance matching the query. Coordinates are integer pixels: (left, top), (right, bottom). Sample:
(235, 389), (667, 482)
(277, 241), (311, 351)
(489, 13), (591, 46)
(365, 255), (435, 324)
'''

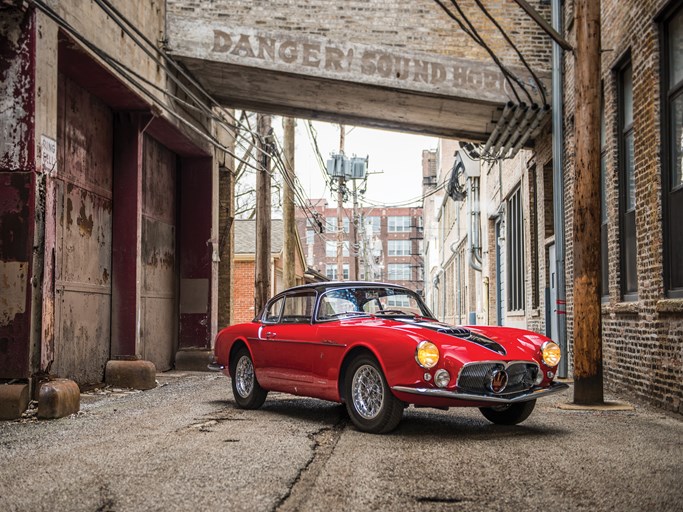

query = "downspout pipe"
(467, 177), (482, 272)
(552, 0), (568, 378)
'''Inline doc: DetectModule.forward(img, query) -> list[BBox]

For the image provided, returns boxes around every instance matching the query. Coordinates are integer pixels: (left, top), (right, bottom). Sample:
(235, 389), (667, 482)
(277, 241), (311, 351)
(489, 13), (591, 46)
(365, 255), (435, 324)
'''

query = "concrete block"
(0, 384), (29, 420)
(37, 379), (80, 419)
(105, 360), (157, 390)
(175, 349), (213, 372)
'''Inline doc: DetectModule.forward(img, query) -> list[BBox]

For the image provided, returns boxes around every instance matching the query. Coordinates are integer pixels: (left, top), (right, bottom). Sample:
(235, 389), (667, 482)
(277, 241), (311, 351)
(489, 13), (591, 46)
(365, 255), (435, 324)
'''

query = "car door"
(257, 291), (320, 392)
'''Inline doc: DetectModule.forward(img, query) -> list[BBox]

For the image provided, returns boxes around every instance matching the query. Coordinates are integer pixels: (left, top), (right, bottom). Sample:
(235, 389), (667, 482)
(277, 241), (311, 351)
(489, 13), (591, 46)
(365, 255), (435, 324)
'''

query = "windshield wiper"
(326, 311), (369, 319)
(375, 309), (416, 317)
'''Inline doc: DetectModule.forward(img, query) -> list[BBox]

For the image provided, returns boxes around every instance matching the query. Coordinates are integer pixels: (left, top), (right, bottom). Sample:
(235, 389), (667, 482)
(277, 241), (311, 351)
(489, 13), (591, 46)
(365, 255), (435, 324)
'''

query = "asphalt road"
(0, 372), (681, 512)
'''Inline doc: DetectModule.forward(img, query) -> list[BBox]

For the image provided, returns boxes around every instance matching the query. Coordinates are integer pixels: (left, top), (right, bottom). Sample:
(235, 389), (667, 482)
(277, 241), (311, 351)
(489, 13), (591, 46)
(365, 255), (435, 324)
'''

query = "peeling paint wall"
(0, 9), (35, 380)
(0, 9), (34, 171)
(53, 74), (113, 384)
(141, 135), (177, 371)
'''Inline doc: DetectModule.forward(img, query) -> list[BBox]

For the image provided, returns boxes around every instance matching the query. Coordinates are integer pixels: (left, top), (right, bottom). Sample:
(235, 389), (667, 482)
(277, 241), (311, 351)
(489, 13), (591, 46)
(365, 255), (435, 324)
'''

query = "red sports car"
(210, 282), (567, 433)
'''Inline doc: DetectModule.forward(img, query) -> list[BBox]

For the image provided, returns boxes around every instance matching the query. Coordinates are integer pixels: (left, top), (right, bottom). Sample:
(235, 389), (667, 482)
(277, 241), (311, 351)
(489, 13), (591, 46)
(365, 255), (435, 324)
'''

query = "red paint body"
(215, 284), (559, 409)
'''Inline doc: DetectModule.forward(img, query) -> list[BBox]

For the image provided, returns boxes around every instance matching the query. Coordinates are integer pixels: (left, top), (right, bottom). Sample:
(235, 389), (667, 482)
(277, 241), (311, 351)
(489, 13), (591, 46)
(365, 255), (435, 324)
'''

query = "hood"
(390, 317), (507, 355)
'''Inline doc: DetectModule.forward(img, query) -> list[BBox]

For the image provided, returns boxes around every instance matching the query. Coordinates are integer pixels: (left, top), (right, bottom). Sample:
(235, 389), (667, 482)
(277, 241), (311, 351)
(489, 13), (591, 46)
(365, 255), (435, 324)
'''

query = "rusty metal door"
(140, 135), (177, 371)
(54, 75), (113, 384)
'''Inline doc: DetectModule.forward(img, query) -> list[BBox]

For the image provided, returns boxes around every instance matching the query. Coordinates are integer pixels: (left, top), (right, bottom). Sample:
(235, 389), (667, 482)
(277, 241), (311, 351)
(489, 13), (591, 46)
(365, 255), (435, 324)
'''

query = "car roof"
(280, 281), (413, 295)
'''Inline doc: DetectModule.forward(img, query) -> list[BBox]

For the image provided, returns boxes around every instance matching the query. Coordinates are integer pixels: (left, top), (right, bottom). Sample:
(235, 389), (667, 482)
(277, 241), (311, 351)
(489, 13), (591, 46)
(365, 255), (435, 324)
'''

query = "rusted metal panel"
(58, 75), (113, 198)
(0, 8), (35, 172)
(53, 75), (113, 384)
(0, 172), (33, 379)
(141, 136), (177, 370)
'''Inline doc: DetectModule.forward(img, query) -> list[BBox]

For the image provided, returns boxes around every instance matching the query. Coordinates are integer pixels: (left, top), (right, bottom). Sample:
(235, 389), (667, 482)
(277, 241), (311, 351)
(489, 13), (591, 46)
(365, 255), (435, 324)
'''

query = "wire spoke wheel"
(235, 355), (255, 398)
(230, 347), (267, 409)
(352, 364), (385, 419)
(344, 355), (403, 434)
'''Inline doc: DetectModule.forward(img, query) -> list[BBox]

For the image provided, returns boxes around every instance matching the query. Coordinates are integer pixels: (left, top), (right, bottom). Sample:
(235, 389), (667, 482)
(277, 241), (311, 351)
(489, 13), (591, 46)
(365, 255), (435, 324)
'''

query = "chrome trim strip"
(391, 381), (569, 404)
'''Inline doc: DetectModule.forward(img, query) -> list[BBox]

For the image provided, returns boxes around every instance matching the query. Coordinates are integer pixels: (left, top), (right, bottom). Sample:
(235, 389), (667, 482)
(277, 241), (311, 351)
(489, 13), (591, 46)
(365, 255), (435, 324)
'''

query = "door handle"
(265, 331), (276, 339)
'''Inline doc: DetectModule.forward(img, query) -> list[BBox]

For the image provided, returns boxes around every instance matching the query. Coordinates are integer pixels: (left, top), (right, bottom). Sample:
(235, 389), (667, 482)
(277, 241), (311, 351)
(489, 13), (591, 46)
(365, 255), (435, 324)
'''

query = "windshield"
(316, 286), (433, 321)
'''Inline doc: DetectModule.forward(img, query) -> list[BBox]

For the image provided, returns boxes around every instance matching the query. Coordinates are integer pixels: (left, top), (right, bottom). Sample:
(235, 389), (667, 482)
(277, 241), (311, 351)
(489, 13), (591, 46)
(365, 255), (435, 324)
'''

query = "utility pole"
(351, 179), (360, 280)
(255, 114), (272, 315)
(572, 0), (603, 404)
(336, 124), (345, 281)
(282, 117), (296, 289)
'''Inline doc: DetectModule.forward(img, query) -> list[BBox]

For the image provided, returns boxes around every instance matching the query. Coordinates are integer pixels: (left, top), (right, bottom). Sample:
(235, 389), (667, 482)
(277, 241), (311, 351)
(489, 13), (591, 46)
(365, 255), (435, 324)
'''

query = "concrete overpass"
(166, 0), (552, 141)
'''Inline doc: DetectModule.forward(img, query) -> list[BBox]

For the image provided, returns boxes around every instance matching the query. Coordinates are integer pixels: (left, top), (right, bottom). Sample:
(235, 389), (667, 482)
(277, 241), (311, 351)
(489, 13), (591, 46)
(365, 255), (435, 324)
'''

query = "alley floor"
(0, 372), (681, 512)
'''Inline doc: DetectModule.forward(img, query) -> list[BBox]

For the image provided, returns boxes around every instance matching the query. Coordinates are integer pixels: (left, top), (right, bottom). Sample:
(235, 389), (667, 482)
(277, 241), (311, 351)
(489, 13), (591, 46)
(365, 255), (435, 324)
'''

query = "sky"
(280, 120), (438, 208)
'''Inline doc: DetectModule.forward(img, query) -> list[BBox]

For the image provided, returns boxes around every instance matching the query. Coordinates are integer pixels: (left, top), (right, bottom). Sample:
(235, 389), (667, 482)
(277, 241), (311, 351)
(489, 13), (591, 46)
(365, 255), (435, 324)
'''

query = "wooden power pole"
(573, 0), (603, 404)
(336, 125), (345, 281)
(255, 114), (272, 315)
(282, 117), (297, 289)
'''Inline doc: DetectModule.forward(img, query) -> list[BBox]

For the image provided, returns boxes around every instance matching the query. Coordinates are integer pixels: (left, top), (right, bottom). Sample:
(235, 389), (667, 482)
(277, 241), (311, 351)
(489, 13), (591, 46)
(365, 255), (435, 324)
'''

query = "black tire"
(479, 399), (536, 425)
(230, 347), (267, 409)
(343, 355), (404, 434)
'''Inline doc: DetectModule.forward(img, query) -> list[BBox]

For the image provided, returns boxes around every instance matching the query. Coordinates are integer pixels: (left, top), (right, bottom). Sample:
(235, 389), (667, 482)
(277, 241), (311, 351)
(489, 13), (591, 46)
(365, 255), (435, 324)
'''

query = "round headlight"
(541, 341), (561, 367)
(415, 341), (439, 369)
(434, 369), (451, 388)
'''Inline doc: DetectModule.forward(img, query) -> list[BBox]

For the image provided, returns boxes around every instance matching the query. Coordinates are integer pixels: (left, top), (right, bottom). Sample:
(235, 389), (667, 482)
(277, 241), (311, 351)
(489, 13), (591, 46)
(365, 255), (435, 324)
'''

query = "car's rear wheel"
(479, 399), (536, 425)
(230, 347), (267, 409)
(344, 355), (403, 434)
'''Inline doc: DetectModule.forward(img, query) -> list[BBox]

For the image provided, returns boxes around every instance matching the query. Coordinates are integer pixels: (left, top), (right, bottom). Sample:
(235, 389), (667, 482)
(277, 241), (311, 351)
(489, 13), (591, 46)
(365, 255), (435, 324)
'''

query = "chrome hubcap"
(351, 364), (385, 420)
(235, 356), (254, 398)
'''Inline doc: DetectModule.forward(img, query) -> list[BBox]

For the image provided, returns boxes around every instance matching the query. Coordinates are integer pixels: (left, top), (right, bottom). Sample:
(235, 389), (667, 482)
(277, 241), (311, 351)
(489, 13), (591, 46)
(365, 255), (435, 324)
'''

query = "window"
(366, 216), (381, 233)
(325, 264), (349, 280)
(388, 216), (411, 232)
(388, 263), (411, 281)
(600, 90), (609, 297)
(663, 5), (683, 296)
(306, 229), (315, 247)
(507, 187), (525, 312)
(326, 217), (350, 233)
(281, 292), (316, 323)
(388, 240), (411, 256)
(326, 241), (349, 257)
(618, 60), (637, 298)
(263, 297), (284, 323)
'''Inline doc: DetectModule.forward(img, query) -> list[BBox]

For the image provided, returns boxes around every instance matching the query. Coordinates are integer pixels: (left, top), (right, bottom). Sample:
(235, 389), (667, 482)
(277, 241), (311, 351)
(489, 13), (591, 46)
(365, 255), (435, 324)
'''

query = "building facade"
(296, 200), (424, 294)
(424, 0), (683, 414)
(0, 1), (232, 404)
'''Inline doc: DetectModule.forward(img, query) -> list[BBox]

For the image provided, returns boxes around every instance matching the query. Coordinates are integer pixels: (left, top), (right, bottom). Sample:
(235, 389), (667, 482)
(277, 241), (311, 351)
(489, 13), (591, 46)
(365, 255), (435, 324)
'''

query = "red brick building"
(296, 200), (424, 295)
(232, 219), (307, 324)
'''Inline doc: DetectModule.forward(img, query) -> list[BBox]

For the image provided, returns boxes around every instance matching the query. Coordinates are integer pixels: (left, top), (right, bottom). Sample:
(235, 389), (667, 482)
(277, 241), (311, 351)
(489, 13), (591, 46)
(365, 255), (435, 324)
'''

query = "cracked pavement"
(0, 372), (681, 511)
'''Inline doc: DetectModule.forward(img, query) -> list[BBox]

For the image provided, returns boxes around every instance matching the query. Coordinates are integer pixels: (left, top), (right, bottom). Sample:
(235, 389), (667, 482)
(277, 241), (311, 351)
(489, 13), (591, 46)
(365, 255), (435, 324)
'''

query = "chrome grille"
(457, 362), (539, 395)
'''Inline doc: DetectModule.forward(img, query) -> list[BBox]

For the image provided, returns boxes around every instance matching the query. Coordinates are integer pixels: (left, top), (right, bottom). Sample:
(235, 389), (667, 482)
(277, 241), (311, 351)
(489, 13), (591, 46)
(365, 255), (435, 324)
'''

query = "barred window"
(662, 4), (683, 297)
(618, 59), (637, 299)
(507, 187), (525, 312)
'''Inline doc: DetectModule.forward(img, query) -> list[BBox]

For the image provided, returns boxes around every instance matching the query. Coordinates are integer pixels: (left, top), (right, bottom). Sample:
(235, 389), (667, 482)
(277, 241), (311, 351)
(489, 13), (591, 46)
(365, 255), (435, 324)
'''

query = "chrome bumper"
(391, 381), (569, 404)
(207, 361), (225, 372)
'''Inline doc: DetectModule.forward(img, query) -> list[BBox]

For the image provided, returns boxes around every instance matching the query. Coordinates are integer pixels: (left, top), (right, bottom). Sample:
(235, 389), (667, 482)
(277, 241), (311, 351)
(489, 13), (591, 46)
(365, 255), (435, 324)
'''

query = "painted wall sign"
(168, 18), (545, 104)
(41, 135), (57, 175)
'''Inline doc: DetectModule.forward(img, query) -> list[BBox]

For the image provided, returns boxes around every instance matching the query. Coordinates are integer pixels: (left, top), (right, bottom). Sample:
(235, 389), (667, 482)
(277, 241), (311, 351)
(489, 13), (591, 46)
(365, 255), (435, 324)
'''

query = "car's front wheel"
(344, 355), (403, 434)
(479, 399), (536, 425)
(230, 347), (267, 409)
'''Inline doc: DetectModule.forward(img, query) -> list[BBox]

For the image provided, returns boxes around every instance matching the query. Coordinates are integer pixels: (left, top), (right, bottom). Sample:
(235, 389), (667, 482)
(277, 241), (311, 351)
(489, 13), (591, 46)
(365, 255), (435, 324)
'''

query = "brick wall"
(233, 260), (256, 324)
(563, 0), (683, 413)
(167, 0), (552, 71)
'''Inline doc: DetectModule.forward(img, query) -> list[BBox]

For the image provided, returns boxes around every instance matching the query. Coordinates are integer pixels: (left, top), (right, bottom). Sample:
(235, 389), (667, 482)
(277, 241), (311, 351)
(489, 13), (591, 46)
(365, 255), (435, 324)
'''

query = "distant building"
(296, 200), (424, 295)
(232, 219), (308, 324)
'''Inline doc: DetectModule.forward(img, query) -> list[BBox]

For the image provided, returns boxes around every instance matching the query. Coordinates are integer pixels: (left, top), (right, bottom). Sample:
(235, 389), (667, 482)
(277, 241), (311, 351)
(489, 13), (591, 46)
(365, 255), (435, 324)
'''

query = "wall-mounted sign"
(41, 135), (57, 175)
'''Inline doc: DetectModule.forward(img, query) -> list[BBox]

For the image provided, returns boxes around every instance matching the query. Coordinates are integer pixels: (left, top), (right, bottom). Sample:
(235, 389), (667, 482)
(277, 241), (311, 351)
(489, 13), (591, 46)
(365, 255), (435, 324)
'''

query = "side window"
(263, 297), (284, 324)
(281, 293), (316, 323)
